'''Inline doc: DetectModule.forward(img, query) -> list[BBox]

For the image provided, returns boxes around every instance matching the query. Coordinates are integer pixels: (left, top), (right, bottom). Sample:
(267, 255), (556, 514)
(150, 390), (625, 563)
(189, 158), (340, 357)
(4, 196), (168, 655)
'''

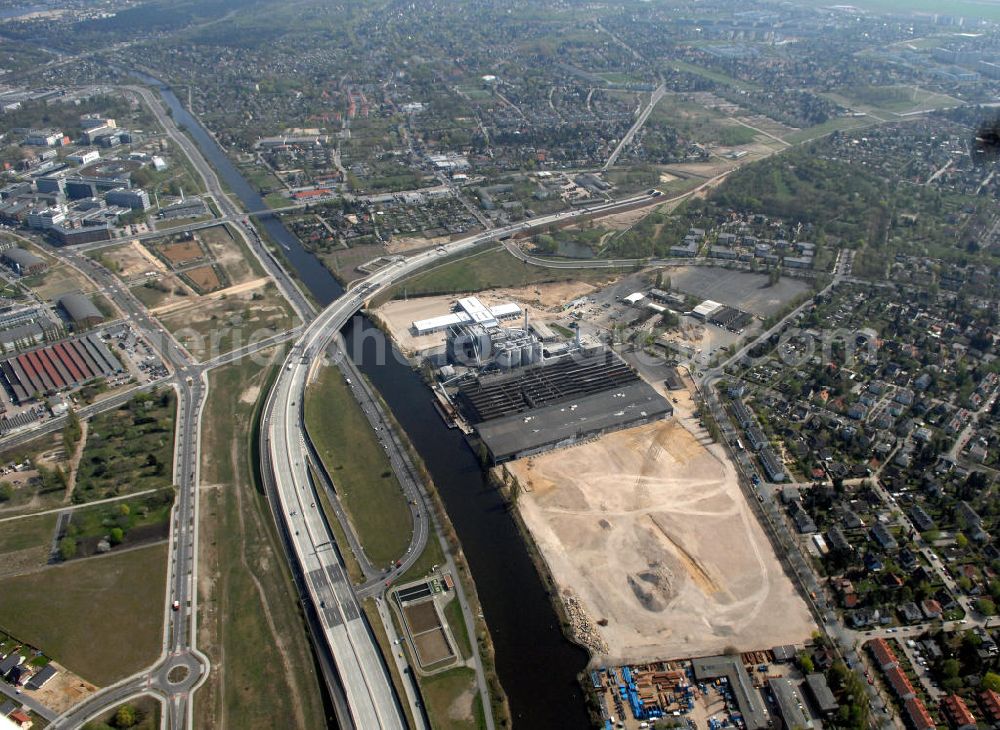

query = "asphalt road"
(26, 77), (665, 725)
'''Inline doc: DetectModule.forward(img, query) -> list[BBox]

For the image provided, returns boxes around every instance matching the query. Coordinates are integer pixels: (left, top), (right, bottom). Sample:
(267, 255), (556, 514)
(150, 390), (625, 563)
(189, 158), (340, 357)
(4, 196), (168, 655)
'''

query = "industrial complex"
(457, 347), (671, 463)
(593, 650), (839, 730)
(415, 296), (673, 463)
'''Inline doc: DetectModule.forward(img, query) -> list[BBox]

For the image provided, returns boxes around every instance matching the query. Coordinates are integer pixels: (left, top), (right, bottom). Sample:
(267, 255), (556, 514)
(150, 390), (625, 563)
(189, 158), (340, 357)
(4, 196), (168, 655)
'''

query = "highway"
(258, 190), (673, 725)
(39, 71), (670, 726)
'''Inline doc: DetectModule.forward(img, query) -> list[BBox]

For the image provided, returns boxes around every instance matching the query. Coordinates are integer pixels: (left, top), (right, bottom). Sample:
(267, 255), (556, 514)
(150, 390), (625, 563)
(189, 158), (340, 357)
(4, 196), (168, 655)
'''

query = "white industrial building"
(692, 300), (724, 320)
(412, 296), (521, 335)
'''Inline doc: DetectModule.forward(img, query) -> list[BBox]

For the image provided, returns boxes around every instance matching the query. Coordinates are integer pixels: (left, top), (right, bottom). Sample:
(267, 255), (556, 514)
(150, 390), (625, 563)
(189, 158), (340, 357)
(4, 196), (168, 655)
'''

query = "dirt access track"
(507, 418), (814, 664)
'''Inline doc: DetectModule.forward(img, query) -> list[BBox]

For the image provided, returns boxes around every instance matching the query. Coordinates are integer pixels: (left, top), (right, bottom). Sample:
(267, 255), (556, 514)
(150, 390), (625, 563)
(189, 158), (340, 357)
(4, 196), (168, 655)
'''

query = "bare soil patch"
(198, 225), (259, 286)
(185, 265), (223, 293)
(415, 629), (453, 666)
(507, 419), (814, 663)
(387, 233), (451, 254)
(160, 240), (204, 266)
(103, 240), (166, 281)
(25, 663), (97, 714)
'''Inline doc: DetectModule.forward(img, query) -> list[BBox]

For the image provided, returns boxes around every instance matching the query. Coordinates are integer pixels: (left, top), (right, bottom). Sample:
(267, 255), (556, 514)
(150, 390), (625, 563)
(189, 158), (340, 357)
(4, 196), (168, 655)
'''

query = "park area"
(506, 415), (815, 663)
(73, 389), (176, 504)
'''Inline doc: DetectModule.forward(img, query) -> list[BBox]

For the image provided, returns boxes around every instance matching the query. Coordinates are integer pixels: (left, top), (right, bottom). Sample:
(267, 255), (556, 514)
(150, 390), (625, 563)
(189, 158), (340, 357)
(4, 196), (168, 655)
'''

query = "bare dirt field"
(579, 206), (653, 232)
(99, 240), (166, 282)
(24, 262), (98, 303)
(387, 233), (451, 255)
(185, 265), (223, 293)
(507, 418), (814, 663)
(662, 161), (738, 179)
(198, 225), (260, 286)
(131, 274), (194, 310)
(156, 279), (296, 361)
(27, 663), (97, 714)
(159, 240), (204, 266)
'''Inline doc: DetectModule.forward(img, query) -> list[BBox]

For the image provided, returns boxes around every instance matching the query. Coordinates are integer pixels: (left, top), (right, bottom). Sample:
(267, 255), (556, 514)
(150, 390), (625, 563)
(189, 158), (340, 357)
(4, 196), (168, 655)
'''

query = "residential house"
(8, 710), (32, 729)
(885, 666), (916, 700)
(941, 694), (977, 730)
(922, 598), (943, 620)
(905, 697), (936, 730)
(898, 602), (923, 624)
(868, 638), (898, 671)
(978, 689), (1000, 725)
(871, 523), (898, 551)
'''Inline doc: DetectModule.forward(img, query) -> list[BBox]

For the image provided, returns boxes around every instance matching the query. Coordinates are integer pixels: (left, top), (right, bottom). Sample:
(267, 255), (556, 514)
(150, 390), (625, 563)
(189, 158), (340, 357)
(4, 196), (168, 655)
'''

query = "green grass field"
(304, 365), (412, 567)
(398, 531), (445, 584)
(420, 666), (482, 730)
(827, 85), (964, 116)
(65, 488), (174, 542)
(386, 245), (614, 299)
(666, 59), (759, 91)
(784, 115), (874, 144)
(83, 695), (161, 730)
(649, 97), (758, 147)
(0, 543), (167, 686)
(362, 598), (417, 729)
(311, 463), (365, 584)
(195, 354), (327, 730)
(444, 596), (472, 660)
(0, 514), (57, 555)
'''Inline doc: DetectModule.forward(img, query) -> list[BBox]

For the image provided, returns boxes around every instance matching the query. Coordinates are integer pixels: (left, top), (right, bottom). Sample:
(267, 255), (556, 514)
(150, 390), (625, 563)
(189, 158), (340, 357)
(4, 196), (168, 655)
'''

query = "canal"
(142, 77), (591, 727)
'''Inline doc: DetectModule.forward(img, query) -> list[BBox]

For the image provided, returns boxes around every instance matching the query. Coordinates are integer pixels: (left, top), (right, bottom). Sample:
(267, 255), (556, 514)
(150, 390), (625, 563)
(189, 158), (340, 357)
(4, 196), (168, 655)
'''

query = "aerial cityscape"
(0, 0), (997, 729)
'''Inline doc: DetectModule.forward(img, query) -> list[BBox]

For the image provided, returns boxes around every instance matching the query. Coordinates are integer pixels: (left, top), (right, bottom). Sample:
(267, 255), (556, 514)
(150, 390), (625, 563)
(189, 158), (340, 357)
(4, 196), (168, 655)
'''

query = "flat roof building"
(412, 297), (521, 335)
(459, 347), (671, 463)
(768, 678), (813, 730)
(692, 655), (769, 730)
(804, 673), (838, 716)
(475, 379), (670, 463)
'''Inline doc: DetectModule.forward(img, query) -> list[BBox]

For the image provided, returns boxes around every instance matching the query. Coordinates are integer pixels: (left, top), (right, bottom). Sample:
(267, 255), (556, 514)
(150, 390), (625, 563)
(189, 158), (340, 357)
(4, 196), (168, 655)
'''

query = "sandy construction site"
(507, 413), (814, 664)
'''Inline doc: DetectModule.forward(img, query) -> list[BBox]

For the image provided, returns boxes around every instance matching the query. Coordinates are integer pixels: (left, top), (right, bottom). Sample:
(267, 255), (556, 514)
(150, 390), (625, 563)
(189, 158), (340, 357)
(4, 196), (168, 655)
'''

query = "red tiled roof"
(905, 697), (936, 730)
(979, 689), (1000, 721)
(942, 694), (976, 728)
(868, 637), (898, 668)
(886, 666), (915, 699)
(291, 188), (331, 200)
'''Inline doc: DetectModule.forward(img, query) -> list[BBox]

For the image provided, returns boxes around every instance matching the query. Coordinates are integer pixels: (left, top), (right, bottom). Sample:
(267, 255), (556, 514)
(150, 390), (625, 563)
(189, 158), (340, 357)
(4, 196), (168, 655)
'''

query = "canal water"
(141, 77), (591, 726)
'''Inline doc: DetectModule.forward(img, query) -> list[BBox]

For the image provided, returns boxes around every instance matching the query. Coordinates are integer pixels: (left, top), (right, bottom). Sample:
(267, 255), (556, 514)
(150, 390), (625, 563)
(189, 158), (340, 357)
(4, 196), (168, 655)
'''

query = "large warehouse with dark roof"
(58, 293), (104, 328)
(456, 347), (672, 463)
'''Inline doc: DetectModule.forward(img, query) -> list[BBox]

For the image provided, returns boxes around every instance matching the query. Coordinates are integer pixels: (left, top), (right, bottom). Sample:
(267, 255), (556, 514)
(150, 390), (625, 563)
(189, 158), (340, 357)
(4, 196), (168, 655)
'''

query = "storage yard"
(506, 416), (814, 663)
(592, 651), (835, 730)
